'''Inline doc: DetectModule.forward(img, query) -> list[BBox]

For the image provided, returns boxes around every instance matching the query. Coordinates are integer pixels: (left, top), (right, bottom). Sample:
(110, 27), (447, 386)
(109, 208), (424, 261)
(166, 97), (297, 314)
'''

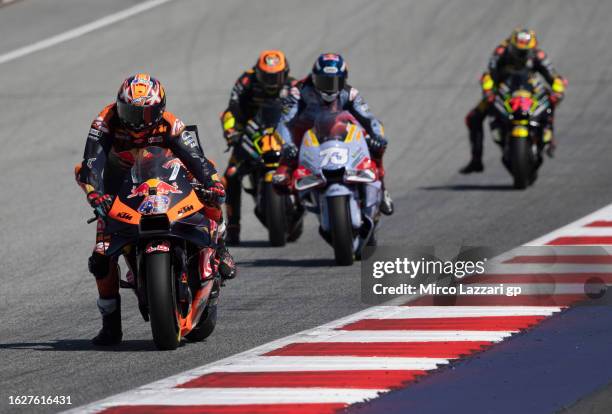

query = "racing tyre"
(265, 182), (287, 246)
(328, 195), (354, 266)
(185, 304), (217, 342)
(146, 252), (180, 350)
(510, 138), (532, 190)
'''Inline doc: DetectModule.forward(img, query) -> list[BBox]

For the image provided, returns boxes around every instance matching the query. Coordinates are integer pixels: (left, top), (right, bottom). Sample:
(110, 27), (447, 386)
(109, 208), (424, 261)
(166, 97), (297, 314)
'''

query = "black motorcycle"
(491, 72), (553, 189)
(232, 102), (302, 246)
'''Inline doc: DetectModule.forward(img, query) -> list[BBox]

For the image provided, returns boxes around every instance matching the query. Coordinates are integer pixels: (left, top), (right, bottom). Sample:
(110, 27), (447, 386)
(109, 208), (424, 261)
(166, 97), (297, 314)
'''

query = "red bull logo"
(128, 179), (182, 198)
(156, 181), (182, 196)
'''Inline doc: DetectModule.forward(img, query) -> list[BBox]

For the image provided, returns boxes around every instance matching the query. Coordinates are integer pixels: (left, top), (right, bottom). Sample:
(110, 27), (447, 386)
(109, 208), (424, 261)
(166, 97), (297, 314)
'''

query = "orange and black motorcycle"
(96, 145), (222, 350)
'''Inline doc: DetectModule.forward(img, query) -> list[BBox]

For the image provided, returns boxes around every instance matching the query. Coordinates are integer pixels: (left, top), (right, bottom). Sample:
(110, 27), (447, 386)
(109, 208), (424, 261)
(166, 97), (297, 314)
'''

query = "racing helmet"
(508, 28), (538, 66)
(255, 50), (289, 95)
(116, 73), (166, 132)
(312, 53), (348, 103)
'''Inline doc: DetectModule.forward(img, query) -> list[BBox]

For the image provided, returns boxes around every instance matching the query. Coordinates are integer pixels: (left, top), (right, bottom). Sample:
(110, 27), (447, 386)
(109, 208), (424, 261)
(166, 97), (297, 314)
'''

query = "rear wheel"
(328, 196), (354, 266)
(185, 304), (217, 342)
(510, 138), (532, 190)
(264, 182), (287, 246)
(146, 252), (180, 350)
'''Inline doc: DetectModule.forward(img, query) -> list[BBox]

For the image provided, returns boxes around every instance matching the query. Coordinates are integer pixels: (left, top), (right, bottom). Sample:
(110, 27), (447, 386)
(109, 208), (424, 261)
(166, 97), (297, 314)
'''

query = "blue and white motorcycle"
(292, 111), (382, 265)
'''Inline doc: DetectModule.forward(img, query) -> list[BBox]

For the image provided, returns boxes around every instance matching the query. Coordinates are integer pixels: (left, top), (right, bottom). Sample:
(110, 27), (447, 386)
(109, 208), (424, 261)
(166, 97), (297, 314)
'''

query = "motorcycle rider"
(220, 50), (296, 245)
(274, 53), (394, 216)
(76, 73), (235, 346)
(461, 27), (567, 173)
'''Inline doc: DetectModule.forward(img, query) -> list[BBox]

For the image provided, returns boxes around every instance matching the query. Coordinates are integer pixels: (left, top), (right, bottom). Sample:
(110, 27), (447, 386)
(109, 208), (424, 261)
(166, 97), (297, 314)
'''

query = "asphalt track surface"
(1, 0), (612, 412)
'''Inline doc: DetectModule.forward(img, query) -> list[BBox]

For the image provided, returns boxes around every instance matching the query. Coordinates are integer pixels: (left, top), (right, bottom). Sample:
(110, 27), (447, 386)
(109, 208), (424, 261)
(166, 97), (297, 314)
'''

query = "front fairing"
(494, 73), (549, 122)
(104, 147), (210, 256)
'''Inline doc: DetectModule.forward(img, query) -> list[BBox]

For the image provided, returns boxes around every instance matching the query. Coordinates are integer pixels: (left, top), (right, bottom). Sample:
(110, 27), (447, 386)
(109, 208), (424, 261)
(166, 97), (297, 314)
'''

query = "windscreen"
(312, 110), (358, 143)
(132, 146), (180, 183)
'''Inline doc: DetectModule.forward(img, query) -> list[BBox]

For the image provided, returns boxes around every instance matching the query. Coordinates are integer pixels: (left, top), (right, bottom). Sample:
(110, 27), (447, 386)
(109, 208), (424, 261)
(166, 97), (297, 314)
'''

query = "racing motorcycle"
(94, 144), (223, 350)
(234, 102), (302, 246)
(292, 111), (382, 265)
(491, 71), (553, 189)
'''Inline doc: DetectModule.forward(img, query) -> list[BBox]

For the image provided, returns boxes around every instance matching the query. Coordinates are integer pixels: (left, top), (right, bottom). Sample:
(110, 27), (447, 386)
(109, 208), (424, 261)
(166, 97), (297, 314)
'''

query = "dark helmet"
(255, 50), (289, 95)
(311, 53), (348, 103)
(508, 27), (538, 66)
(116, 73), (166, 132)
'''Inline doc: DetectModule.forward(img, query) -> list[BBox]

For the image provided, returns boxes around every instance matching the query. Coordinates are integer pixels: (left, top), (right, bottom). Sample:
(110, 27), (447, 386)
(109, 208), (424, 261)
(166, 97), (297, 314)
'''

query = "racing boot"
(367, 232), (377, 247)
(217, 246), (237, 280)
(92, 296), (122, 346)
(461, 108), (485, 174)
(374, 162), (393, 216)
(380, 189), (394, 216)
(460, 158), (484, 174)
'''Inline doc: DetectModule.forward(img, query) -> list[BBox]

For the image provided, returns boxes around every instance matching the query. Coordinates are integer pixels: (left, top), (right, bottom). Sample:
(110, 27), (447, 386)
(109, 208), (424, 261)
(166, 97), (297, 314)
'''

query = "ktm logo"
(117, 212), (133, 220)
(177, 205), (194, 215)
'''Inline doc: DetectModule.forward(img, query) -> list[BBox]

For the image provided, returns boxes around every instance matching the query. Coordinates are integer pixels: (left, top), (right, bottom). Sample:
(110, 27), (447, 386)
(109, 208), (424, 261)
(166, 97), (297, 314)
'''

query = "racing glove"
(366, 135), (388, 157)
(281, 142), (298, 162)
(481, 73), (496, 103)
(195, 181), (226, 205)
(550, 76), (567, 106)
(87, 191), (113, 218)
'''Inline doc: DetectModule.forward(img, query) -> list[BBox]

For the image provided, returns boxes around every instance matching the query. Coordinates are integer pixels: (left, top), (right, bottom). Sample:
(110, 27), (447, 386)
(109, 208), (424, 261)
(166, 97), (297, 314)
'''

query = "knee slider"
(89, 252), (110, 279)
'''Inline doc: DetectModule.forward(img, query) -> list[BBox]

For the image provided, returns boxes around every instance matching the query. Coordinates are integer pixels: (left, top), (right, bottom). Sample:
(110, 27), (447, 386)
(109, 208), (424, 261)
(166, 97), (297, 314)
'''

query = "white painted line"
(484, 263), (612, 274)
(528, 204), (612, 245)
(0, 0), (174, 65)
(301, 330), (512, 342)
(366, 306), (561, 319)
(91, 387), (383, 406)
(180, 356), (448, 373)
(504, 246), (612, 259)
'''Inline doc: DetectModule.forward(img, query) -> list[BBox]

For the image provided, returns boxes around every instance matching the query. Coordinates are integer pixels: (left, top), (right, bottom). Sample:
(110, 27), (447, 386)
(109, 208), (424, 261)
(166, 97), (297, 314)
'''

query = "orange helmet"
(116, 73), (166, 131)
(508, 28), (538, 64)
(255, 50), (289, 94)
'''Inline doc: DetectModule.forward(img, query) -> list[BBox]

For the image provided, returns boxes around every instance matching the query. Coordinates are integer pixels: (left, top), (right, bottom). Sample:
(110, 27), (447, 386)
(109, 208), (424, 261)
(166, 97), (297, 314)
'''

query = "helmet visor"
(256, 70), (285, 92)
(117, 101), (163, 130)
(313, 74), (344, 95)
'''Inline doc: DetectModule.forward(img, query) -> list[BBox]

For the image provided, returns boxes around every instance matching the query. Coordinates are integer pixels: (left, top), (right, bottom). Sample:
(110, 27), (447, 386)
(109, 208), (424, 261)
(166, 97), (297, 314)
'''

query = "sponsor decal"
(172, 118), (186, 136)
(323, 66), (338, 74)
(181, 130), (197, 148)
(145, 241), (170, 254)
(177, 204), (194, 216)
(138, 195), (170, 215)
(117, 211), (133, 220)
(128, 181), (182, 198)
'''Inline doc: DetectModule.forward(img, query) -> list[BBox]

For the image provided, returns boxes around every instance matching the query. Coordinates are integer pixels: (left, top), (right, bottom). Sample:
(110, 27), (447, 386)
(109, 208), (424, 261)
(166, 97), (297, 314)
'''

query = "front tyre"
(264, 182), (287, 247)
(146, 252), (180, 350)
(328, 196), (354, 266)
(510, 138), (532, 190)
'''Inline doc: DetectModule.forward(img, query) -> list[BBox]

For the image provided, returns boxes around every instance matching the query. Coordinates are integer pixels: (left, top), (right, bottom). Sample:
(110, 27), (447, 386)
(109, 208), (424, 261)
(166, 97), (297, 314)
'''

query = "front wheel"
(328, 196), (354, 266)
(510, 138), (533, 190)
(146, 252), (180, 350)
(264, 182), (287, 246)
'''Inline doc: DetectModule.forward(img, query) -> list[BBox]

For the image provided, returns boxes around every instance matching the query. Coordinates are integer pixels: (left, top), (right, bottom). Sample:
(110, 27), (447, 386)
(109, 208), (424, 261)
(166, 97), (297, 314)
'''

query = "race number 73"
(320, 147), (349, 167)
